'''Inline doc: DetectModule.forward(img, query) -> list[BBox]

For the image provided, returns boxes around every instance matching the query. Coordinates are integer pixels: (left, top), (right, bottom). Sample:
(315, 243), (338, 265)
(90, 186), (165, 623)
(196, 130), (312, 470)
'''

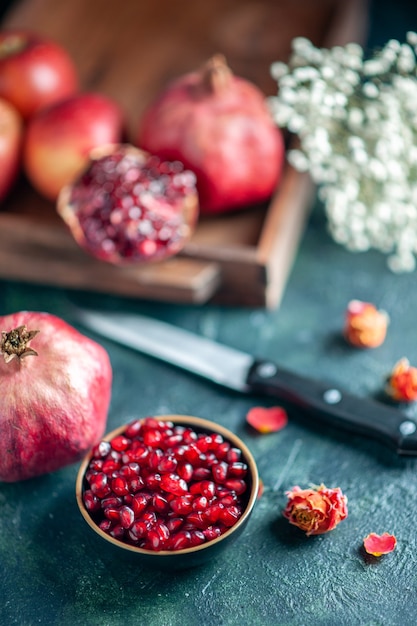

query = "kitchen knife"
(74, 307), (417, 456)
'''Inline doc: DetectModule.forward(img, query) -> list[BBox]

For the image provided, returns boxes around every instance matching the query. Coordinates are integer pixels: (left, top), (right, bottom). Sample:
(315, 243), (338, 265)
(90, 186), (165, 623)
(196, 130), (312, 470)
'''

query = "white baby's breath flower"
(269, 34), (417, 272)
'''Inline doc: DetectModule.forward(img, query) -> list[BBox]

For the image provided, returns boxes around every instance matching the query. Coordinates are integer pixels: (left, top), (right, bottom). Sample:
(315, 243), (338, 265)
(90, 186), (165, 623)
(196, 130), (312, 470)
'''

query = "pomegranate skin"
(0, 311), (112, 482)
(137, 55), (285, 215)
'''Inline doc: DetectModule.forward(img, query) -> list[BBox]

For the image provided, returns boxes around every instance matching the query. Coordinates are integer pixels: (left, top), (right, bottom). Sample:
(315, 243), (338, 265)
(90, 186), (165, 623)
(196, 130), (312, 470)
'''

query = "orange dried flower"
(363, 532), (397, 557)
(246, 406), (288, 433)
(283, 484), (348, 536)
(386, 358), (417, 402)
(344, 299), (389, 348)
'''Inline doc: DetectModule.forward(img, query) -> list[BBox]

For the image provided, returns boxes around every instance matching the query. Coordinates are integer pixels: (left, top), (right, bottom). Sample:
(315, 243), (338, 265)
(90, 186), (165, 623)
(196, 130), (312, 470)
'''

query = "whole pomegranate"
(57, 144), (199, 264)
(0, 96), (23, 202)
(23, 92), (124, 200)
(0, 29), (78, 120)
(0, 311), (112, 482)
(136, 54), (285, 215)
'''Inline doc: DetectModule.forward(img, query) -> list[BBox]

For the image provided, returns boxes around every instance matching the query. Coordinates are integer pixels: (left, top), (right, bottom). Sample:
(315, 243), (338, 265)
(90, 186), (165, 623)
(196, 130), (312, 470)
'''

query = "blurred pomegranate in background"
(137, 54), (285, 216)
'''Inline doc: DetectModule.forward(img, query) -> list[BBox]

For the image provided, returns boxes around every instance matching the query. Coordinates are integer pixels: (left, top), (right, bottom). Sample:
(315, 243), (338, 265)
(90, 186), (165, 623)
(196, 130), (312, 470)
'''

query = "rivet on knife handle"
(247, 359), (417, 456)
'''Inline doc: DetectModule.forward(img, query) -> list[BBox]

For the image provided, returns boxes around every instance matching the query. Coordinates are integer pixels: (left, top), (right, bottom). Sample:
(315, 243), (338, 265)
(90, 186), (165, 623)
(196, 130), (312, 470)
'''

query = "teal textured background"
(2, 2), (417, 624)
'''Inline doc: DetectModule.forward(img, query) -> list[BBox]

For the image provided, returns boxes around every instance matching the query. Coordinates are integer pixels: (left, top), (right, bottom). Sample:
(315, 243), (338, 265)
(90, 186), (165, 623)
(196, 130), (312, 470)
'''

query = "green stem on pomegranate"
(0, 325), (39, 363)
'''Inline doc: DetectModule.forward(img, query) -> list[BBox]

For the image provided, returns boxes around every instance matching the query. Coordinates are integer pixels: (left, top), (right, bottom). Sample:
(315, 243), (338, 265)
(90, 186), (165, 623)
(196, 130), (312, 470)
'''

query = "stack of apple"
(0, 30), (285, 265)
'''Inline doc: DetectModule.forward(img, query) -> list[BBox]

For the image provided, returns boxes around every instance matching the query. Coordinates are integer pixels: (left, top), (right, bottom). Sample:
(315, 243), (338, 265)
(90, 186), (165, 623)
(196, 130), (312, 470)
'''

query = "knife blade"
(74, 307), (417, 456)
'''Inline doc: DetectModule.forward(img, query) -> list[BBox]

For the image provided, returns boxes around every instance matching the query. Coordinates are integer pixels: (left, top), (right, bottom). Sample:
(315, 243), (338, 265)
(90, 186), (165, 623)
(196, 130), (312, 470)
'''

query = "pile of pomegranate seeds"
(83, 418), (249, 552)
(63, 146), (198, 264)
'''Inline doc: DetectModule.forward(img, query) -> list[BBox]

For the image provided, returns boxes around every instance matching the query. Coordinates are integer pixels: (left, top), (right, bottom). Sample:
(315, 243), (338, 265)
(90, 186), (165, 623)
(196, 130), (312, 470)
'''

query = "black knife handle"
(246, 359), (417, 455)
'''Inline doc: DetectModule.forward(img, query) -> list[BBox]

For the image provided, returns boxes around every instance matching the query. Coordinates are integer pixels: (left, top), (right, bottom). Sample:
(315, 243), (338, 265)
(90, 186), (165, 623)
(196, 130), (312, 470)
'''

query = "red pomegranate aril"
(92, 440), (112, 458)
(99, 519), (113, 533)
(129, 476), (145, 492)
(227, 447), (242, 463)
(192, 495), (209, 510)
(144, 429), (163, 448)
(104, 506), (121, 522)
(132, 493), (149, 517)
(102, 458), (121, 475)
(119, 505), (135, 529)
(186, 512), (206, 529)
(145, 472), (161, 490)
(153, 493), (170, 513)
(110, 524), (125, 540)
(220, 505), (241, 527)
(101, 495), (123, 509)
(189, 530), (206, 546)
(192, 467), (211, 480)
(111, 476), (130, 496)
(83, 490), (100, 512)
(170, 495), (193, 515)
(82, 416), (250, 552)
(212, 462), (228, 483)
(177, 462), (194, 481)
(157, 454), (177, 473)
(110, 435), (131, 451)
(203, 526), (223, 541)
(169, 530), (192, 550)
(224, 479), (247, 495)
(228, 462), (248, 478)
(167, 517), (183, 533)
(124, 419), (142, 438)
(90, 472), (111, 498)
(160, 473), (189, 496)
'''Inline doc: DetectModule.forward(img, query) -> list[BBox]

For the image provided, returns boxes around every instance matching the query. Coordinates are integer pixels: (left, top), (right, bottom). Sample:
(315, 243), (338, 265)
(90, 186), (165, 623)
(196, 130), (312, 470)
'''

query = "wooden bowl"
(76, 415), (259, 569)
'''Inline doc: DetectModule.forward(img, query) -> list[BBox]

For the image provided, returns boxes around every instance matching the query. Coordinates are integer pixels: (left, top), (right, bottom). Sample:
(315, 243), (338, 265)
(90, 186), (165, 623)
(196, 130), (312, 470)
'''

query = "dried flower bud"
(344, 299), (389, 348)
(363, 532), (397, 557)
(283, 484), (348, 536)
(386, 358), (417, 401)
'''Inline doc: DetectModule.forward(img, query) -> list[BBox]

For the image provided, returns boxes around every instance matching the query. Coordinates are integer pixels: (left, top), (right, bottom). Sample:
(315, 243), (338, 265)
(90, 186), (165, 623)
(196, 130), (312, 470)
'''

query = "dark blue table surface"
(2, 1), (417, 625)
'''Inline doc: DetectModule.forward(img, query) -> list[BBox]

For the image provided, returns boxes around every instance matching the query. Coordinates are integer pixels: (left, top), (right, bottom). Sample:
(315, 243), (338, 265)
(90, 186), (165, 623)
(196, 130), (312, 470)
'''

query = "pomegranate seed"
(82, 417), (249, 552)
(153, 494), (169, 513)
(132, 493), (149, 516)
(224, 479), (247, 495)
(177, 462), (193, 481)
(189, 530), (206, 546)
(89, 472), (111, 498)
(169, 530), (191, 550)
(228, 462), (248, 478)
(220, 505), (241, 527)
(111, 476), (130, 496)
(160, 473), (188, 496)
(104, 506), (121, 522)
(227, 447), (242, 463)
(110, 435), (131, 451)
(119, 506), (135, 529)
(203, 526), (223, 541)
(83, 490), (100, 512)
(101, 495), (123, 509)
(167, 517), (183, 533)
(212, 462), (228, 483)
(170, 494), (194, 515)
(92, 440), (111, 458)
(192, 467), (211, 480)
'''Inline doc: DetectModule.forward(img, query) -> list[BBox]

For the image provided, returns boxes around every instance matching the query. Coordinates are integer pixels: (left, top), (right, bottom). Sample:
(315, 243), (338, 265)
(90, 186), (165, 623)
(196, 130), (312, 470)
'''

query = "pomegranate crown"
(0, 325), (39, 363)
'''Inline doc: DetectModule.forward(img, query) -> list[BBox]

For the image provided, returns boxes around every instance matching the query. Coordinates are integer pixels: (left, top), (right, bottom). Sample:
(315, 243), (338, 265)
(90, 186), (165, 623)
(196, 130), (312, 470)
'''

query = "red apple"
(0, 29), (78, 120)
(23, 92), (124, 200)
(0, 96), (23, 202)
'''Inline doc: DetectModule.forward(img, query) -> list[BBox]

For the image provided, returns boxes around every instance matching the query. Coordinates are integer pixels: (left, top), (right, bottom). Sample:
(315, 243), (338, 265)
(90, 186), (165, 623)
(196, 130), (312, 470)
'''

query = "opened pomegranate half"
(57, 144), (199, 265)
(0, 311), (112, 482)
(136, 54), (285, 215)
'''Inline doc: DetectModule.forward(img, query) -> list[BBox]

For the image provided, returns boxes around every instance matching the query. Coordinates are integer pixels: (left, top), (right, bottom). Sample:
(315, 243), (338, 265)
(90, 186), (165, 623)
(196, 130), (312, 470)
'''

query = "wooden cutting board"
(1, 0), (368, 307)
